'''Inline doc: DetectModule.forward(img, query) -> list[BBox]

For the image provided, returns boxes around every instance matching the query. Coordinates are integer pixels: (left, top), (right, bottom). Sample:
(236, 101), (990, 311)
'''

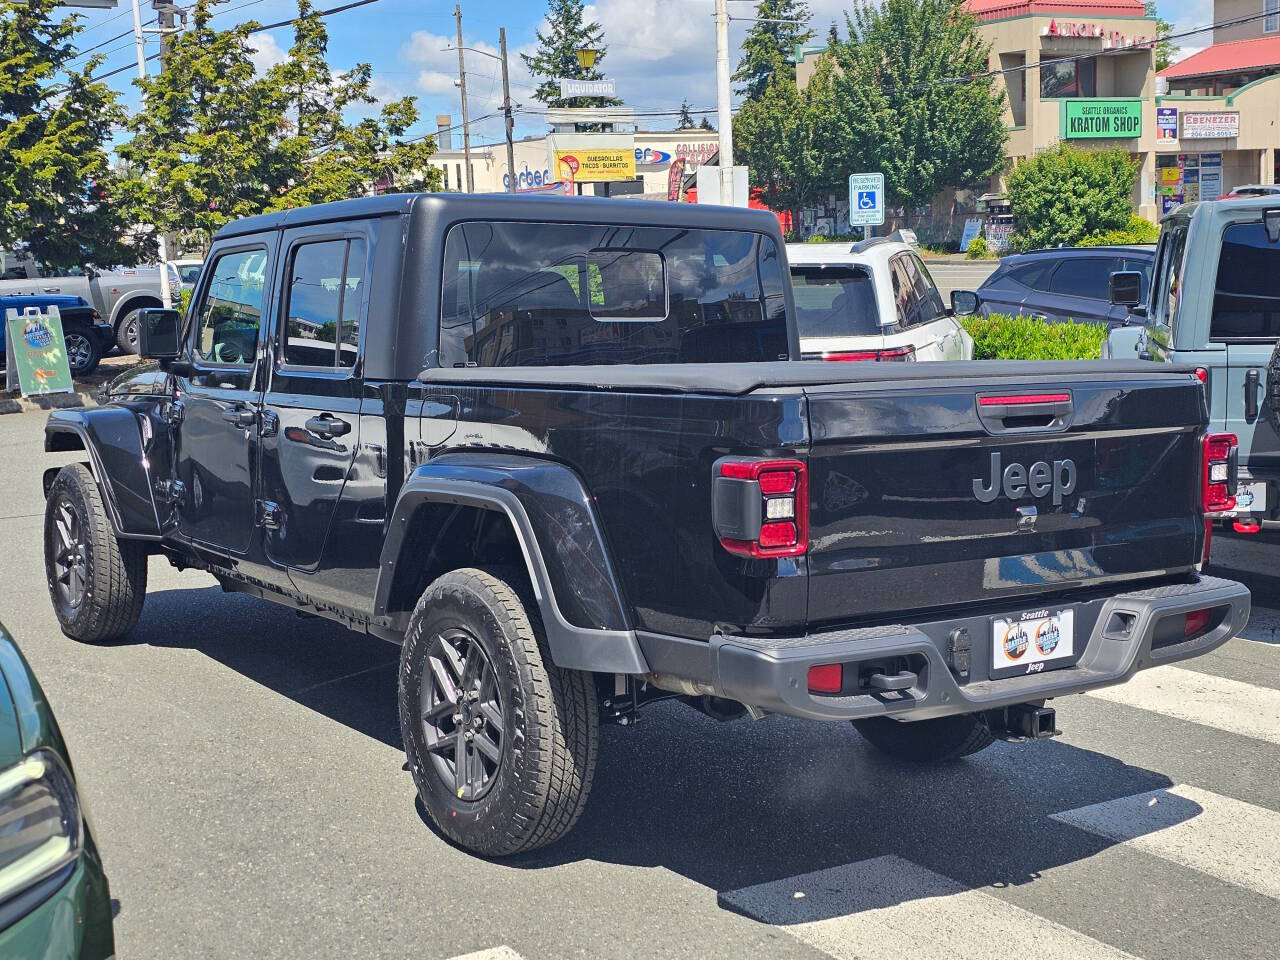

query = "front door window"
(194, 248), (267, 367)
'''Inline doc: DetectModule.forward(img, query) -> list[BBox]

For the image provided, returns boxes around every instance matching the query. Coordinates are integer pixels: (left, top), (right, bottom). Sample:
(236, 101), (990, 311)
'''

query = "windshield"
(789, 265), (881, 338)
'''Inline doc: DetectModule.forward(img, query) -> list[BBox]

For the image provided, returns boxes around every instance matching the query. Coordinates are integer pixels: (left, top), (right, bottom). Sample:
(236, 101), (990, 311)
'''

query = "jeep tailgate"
(803, 369), (1207, 628)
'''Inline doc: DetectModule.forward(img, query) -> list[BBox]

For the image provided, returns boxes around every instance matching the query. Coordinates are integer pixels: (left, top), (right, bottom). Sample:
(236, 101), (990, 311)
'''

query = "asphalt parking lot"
(1, 407), (1277, 960)
(925, 260), (1000, 303)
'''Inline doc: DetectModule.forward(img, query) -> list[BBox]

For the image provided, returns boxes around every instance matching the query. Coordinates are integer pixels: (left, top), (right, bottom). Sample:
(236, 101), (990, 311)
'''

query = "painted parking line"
(720, 855), (1137, 960)
(1051, 784), (1280, 901)
(1085, 665), (1280, 745)
(444, 948), (524, 960)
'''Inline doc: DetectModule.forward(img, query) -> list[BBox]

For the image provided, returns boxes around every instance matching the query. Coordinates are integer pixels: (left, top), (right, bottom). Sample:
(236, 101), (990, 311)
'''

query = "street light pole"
(714, 0), (735, 206)
(130, 0), (171, 308)
(500, 28), (516, 194)
(455, 4), (474, 193)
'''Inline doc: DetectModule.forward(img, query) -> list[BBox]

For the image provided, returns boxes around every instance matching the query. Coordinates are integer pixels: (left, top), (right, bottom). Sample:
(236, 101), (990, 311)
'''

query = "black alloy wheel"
(49, 497), (89, 610)
(63, 331), (100, 376)
(420, 627), (504, 802)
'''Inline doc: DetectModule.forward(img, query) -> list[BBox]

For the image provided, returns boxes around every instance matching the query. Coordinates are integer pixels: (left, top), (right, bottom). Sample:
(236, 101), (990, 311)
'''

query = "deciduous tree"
(1145, 2), (1179, 73)
(828, 0), (1006, 212)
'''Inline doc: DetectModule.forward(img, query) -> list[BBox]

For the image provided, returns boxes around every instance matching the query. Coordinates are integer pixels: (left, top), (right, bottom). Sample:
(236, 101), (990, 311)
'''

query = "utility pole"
(130, 0), (172, 308)
(500, 27), (516, 194)
(455, 4), (474, 193)
(714, 0), (735, 206)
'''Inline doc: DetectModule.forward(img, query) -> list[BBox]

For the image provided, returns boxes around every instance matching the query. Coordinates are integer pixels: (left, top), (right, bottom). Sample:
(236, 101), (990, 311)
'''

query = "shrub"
(1078, 214), (1159, 247)
(961, 313), (1108, 360)
(178, 287), (193, 315)
(805, 233), (863, 243)
(1006, 144), (1140, 251)
(965, 234), (991, 259)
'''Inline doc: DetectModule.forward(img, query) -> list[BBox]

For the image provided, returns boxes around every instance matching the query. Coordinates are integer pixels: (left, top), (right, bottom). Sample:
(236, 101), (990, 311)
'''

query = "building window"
(456, 163), (462, 189)
(1267, 0), (1279, 34)
(443, 164), (449, 190)
(1040, 57), (1096, 98)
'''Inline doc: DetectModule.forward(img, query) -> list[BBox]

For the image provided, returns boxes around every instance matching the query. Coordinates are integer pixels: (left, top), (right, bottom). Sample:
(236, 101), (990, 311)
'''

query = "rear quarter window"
(1210, 222), (1280, 340)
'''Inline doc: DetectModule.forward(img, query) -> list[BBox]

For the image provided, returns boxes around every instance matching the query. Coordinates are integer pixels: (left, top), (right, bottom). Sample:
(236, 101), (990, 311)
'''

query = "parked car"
(1107, 195), (1280, 531)
(1, 294), (113, 377)
(170, 258), (204, 291)
(43, 193), (1248, 859)
(964, 245), (1155, 327)
(786, 238), (973, 361)
(1222, 184), (1280, 199)
(0, 620), (114, 958)
(0, 263), (175, 355)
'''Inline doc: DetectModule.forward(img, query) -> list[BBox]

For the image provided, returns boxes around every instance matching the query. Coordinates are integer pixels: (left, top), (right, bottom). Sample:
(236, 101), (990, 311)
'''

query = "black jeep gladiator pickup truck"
(41, 194), (1250, 856)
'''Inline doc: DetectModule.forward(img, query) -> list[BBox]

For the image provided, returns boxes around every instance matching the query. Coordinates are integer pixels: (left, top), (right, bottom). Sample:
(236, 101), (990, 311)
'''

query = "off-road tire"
(115, 309), (141, 355)
(399, 567), (598, 857)
(43, 464), (148, 643)
(1266, 340), (1280, 435)
(852, 712), (995, 762)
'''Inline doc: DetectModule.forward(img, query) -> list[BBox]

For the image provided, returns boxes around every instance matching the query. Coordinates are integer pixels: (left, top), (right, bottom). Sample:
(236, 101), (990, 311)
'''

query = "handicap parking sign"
(848, 173), (885, 227)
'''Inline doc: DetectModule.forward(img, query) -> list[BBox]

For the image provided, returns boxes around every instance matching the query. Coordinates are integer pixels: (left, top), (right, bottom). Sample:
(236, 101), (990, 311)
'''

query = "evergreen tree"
(1145, 2), (1179, 72)
(828, 0), (1006, 212)
(118, 0), (439, 251)
(0, 0), (145, 269)
(733, 0), (814, 99)
(677, 99), (696, 129)
(698, 116), (715, 131)
(521, 0), (621, 109)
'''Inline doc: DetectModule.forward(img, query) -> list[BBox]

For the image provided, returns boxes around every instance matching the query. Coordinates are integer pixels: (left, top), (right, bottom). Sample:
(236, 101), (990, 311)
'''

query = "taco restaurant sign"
(1061, 99), (1142, 139)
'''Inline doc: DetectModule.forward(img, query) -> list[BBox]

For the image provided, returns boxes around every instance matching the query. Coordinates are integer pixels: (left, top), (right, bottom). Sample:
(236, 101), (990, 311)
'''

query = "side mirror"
(1109, 271), (1143, 308)
(137, 307), (181, 361)
(951, 289), (980, 316)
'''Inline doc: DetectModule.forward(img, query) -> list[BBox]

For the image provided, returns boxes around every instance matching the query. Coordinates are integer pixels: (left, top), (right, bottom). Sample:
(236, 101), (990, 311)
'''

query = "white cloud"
(247, 31), (288, 75)
(417, 70), (458, 95)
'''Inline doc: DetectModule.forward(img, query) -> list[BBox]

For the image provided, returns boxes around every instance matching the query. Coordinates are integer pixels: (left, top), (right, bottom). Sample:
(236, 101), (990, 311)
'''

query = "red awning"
(962, 0), (1145, 22)
(1158, 36), (1280, 80)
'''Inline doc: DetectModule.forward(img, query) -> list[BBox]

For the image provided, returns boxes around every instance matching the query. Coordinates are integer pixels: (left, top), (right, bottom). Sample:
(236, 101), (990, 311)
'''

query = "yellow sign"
(553, 148), (635, 184)
(1159, 167), (1182, 185)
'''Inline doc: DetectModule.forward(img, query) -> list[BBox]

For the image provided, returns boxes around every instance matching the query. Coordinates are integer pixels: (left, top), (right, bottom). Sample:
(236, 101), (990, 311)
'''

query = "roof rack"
(850, 236), (891, 253)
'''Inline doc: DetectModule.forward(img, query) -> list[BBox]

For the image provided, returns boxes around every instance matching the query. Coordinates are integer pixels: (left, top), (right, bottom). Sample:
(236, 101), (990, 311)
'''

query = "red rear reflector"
(757, 521), (798, 548)
(823, 345), (916, 362)
(807, 663), (843, 694)
(758, 470), (796, 495)
(1194, 367), (1208, 384)
(1185, 608), (1212, 637)
(978, 393), (1070, 406)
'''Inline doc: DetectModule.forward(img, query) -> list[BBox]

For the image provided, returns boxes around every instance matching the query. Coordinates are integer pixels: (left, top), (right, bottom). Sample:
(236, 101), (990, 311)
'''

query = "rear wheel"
(43, 464), (148, 643)
(852, 712), (995, 762)
(115, 309), (143, 354)
(399, 567), (598, 856)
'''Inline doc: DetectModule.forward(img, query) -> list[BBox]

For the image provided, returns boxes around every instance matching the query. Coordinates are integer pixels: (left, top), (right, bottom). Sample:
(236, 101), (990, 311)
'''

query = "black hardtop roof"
(214, 192), (785, 240)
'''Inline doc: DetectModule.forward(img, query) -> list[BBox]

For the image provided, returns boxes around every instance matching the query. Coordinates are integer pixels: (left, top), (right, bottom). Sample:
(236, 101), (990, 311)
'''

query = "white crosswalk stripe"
(444, 948), (524, 960)
(720, 855), (1138, 960)
(1085, 665), (1280, 745)
(1052, 784), (1280, 902)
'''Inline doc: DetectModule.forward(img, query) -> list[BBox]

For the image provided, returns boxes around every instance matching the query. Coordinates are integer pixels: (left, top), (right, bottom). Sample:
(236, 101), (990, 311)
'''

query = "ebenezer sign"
(1061, 99), (1142, 139)
(1182, 112), (1239, 140)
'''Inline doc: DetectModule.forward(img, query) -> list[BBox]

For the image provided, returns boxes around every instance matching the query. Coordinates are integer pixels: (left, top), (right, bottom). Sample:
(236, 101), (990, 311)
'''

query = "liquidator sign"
(1061, 100), (1142, 140)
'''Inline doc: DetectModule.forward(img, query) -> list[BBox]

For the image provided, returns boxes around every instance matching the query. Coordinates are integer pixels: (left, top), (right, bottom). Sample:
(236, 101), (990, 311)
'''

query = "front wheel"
(852, 712), (995, 762)
(63, 330), (101, 377)
(399, 567), (598, 857)
(43, 464), (148, 643)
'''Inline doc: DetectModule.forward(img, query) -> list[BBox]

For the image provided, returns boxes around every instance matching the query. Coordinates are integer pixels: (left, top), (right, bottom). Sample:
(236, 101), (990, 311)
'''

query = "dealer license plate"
(991, 608), (1074, 677)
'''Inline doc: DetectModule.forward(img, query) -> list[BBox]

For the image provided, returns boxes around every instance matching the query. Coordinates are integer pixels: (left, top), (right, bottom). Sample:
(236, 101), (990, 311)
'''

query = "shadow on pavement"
(130, 583), (1194, 913)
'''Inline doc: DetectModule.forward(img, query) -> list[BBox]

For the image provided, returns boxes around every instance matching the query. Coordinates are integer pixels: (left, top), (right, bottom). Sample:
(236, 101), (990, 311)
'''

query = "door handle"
(1246, 368), (1260, 422)
(41, 286), (60, 294)
(221, 405), (256, 427)
(305, 414), (351, 438)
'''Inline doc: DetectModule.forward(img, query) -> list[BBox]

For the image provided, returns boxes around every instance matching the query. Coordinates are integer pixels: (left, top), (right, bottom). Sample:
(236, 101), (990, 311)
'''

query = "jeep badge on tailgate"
(973, 452), (1077, 505)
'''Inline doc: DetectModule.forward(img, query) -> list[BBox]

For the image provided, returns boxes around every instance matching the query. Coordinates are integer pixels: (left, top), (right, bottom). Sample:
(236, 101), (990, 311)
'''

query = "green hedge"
(1077, 214), (1159, 247)
(961, 313), (1107, 360)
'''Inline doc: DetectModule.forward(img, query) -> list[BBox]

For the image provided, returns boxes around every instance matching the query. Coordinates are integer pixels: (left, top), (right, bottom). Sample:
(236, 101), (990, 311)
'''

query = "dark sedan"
(969, 245), (1154, 327)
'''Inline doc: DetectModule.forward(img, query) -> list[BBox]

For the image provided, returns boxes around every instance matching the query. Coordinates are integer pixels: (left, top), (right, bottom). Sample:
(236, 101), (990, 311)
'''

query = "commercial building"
(425, 114), (718, 197)
(1153, 1), (1280, 209)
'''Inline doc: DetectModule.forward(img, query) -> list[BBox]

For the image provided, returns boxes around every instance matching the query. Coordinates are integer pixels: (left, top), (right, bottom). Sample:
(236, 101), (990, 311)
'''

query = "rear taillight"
(823, 345), (916, 362)
(1202, 433), (1238, 514)
(713, 458), (809, 558)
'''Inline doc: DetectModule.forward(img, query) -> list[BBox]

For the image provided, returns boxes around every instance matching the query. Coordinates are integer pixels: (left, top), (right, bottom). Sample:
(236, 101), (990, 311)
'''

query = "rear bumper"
(638, 575), (1250, 722)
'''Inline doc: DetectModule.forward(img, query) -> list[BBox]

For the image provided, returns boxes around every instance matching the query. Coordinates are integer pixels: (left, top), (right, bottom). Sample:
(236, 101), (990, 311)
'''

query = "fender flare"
(44, 409), (163, 540)
(375, 454), (647, 675)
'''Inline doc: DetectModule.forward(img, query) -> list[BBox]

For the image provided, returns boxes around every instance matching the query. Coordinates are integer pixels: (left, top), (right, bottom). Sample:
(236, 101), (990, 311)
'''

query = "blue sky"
(69, 0), (1217, 149)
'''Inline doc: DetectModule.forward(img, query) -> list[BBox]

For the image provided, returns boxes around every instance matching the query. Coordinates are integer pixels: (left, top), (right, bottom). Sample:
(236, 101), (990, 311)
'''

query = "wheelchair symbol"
(857, 190), (877, 210)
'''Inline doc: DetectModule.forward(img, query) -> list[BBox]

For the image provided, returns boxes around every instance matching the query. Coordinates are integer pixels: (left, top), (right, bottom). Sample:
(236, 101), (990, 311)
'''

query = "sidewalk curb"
(0, 386), (98, 415)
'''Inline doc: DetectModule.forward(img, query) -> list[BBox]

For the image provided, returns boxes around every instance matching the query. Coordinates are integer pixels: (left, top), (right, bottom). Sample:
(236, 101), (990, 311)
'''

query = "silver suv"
(0, 258), (177, 354)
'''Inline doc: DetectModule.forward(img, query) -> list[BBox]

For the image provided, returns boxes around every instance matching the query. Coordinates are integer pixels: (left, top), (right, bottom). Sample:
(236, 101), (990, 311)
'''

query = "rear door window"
(1048, 258), (1120, 301)
(790, 266), (880, 338)
(1007, 260), (1057, 292)
(1121, 256), (1152, 302)
(1210, 222), (1280, 340)
(439, 222), (788, 366)
(889, 254), (920, 327)
(281, 237), (367, 369)
(905, 255), (946, 323)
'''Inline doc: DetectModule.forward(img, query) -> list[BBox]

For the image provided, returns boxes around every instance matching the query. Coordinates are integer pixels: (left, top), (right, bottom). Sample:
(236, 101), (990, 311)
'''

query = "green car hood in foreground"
(0, 623), (114, 960)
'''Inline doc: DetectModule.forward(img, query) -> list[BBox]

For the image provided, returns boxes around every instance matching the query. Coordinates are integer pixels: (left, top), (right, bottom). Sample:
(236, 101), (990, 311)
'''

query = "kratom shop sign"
(1061, 99), (1142, 139)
